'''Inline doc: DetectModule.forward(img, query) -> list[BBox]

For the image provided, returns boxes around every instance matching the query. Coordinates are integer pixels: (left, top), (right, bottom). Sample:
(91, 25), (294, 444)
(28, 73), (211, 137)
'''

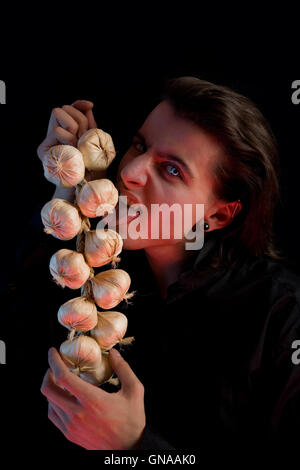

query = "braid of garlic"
(76, 217), (91, 253)
(75, 179), (94, 302)
(80, 278), (95, 303)
(43, 129), (136, 387)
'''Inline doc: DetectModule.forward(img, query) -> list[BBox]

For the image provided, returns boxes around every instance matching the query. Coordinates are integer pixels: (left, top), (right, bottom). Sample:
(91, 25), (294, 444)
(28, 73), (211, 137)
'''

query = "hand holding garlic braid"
(40, 117), (135, 387)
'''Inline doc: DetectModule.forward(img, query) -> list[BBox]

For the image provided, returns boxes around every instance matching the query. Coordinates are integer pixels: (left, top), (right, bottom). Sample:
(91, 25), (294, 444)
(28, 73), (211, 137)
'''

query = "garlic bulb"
(60, 336), (101, 370)
(60, 335), (100, 374)
(91, 311), (128, 350)
(41, 198), (82, 240)
(42, 145), (85, 187)
(77, 179), (119, 218)
(85, 229), (123, 267)
(91, 269), (131, 309)
(49, 249), (91, 289)
(77, 128), (116, 172)
(80, 352), (114, 385)
(58, 296), (98, 331)
(60, 336), (113, 386)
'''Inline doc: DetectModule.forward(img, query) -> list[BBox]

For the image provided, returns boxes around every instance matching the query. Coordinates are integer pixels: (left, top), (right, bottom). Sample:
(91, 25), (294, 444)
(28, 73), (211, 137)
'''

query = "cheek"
(162, 187), (211, 231)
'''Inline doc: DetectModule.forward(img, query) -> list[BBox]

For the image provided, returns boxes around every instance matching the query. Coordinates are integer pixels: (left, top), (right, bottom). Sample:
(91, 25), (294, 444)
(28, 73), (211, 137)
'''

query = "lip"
(99, 188), (143, 227)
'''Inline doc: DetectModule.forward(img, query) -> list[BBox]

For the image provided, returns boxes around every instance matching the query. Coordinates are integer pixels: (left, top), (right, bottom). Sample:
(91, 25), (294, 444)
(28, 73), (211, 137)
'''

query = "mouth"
(119, 189), (141, 206)
(101, 192), (143, 228)
(119, 190), (143, 218)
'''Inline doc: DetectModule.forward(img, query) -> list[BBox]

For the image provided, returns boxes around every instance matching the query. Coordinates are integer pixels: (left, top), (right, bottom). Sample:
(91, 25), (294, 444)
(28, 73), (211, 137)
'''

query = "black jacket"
(2, 204), (300, 452)
(123, 234), (300, 450)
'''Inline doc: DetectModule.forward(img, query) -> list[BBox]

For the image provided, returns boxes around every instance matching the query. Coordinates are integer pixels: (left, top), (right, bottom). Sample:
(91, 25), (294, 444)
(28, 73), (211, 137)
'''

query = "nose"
(120, 154), (150, 189)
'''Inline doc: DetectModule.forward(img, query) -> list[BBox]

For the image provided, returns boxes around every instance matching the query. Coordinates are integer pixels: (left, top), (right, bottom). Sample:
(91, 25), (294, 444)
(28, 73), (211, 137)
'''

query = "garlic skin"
(77, 128), (116, 172)
(41, 198), (82, 240)
(80, 353), (114, 385)
(60, 335), (101, 374)
(50, 249), (91, 289)
(58, 296), (98, 331)
(91, 311), (128, 350)
(77, 179), (119, 218)
(60, 336), (113, 386)
(42, 145), (85, 187)
(91, 269), (131, 309)
(85, 229), (123, 267)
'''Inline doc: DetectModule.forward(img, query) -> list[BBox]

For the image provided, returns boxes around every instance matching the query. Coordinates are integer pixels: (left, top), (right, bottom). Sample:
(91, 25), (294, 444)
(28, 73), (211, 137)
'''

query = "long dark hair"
(161, 76), (285, 268)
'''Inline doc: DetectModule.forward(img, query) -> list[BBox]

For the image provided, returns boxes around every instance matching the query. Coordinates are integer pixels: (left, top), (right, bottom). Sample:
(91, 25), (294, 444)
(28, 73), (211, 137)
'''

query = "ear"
(205, 200), (242, 231)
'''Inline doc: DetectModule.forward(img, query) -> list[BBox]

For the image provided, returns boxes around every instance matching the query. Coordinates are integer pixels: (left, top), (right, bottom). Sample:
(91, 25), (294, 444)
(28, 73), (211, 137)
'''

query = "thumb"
(109, 349), (143, 396)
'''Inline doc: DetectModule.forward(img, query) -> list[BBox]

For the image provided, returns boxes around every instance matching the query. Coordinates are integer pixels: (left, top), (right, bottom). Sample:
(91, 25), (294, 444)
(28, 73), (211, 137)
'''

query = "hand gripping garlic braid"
(40, 128), (135, 386)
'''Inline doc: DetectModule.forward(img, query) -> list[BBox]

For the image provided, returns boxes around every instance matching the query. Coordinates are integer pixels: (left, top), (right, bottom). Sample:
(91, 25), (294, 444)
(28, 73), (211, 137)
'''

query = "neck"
(144, 243), (191, 299)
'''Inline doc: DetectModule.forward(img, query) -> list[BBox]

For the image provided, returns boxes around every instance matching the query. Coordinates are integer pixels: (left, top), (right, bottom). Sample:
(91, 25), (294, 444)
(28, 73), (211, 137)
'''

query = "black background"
(1, 17), (300, 454)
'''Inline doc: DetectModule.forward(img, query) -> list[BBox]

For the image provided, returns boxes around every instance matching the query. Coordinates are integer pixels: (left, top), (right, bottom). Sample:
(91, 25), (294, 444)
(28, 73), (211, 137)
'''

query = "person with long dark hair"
(12, 77), (300, 450)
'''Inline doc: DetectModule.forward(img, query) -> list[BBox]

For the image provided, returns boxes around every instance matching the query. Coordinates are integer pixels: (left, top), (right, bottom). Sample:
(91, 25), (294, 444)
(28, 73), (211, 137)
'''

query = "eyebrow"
(135, 132), (194, 179)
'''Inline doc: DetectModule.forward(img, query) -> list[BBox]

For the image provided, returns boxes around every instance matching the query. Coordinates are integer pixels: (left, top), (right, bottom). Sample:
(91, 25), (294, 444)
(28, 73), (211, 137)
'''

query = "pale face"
(116, 100), (226, 251)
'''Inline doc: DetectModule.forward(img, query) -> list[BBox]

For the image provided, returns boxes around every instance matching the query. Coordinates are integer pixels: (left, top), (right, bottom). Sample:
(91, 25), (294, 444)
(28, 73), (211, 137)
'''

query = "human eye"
(162, 162), (182, 179)
(132, 139), (147, 153)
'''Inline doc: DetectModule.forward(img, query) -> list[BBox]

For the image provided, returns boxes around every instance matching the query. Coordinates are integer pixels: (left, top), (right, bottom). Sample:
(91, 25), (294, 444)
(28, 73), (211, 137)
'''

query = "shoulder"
(218, 256), (300, 355)
(205, 254), (300, 308)
(240, 256), (300, 308)
(185, 254), (300, 338)
(168, 253), (300, 313)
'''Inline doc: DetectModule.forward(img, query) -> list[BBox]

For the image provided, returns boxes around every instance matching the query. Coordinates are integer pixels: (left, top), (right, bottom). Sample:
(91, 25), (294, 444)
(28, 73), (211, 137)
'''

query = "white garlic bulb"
(57, 296), (98, 332)
(77, 128), (116, 172)
(91, 269), (131, 309)
(80, 352), (114, 385)
(42, 145), (85, 187)
(77, 179), (119, 218)
(60, 336), (113, 386)
(91, 311), (128, 350)
(60, 336), (101, 370)
(60, 335), (100, 374)
(49, 249), (91, 289)
(84, 229), (123, 268)
(41, 198), (82, 240)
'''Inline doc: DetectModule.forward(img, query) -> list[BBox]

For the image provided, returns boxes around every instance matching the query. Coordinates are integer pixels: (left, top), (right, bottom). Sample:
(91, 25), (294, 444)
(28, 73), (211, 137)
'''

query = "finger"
(71, 100), (94, 112)
(47, 107), (79, 137)
(62, 105), (89, 138)
(48, 402), (68, 436)
(71, 101), (97, 129)
(41, 368), (78, 412)
(48, 400), (69, 425)
(37, 128), (77, 160)
(48, 347), (104, 403)
(49, 402), (94, 449)
(85, 108), (97, 129)
(109, 349), (144, 397)
(52, 127), (78, 146)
